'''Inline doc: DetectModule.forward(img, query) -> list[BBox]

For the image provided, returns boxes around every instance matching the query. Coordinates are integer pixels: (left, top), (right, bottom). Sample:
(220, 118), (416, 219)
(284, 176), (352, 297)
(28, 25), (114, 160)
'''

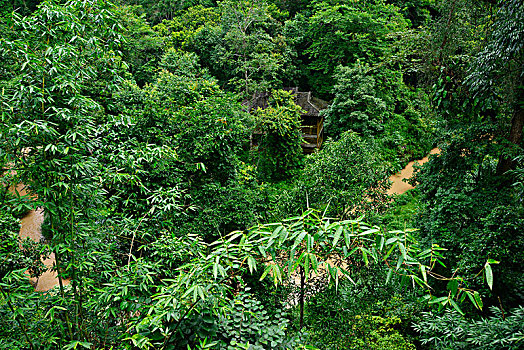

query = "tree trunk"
(497, 83), (524, 176)
(299, 265), (305, 330)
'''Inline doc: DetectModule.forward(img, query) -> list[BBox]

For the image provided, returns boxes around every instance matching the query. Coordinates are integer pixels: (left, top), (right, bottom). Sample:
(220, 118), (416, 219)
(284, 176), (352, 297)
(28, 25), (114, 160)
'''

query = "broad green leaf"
(449, 299), (465, 315)
(447, 279), (459, 297)
(386, 269), (393, 284)
(307, 234), (315, 252)
(412, 275), (426, 288)
(466, 290), (483, 310)
(217, 264), (227, 278)
(304, 254), (310, 281)
(361, 228), (379, 235)
(429, 296), (448, 305)
(278, 227), (289, 244)
(398, 242), (407, 260)
(485, 263), (493, 290)
(420, 265), (427, 283)
(416, 248), (432, 259)
(213, 262), (218, 279)
(273, 225), (284, 238)
(310, 253), (318, 272)
(273, 264), (282, 285)
(258, 245), (266, 257)
(384, 244), (396, 260)
(292, 231), (307, 250)
(226, 231), (243, 243)
(63, 341), (93, 350)
(385, 236), (398, 245)
(376, 234), (385, 251)
(332, 225), (343, 247)
(395, 255), (404, 271)
(260, 265), (272, 281)
(247, 256), (257, 273)
(343, 227), (351, 249)
(361, 248), (369, 266)
(197, 286), (205, 300)
(474, 291), (483, 310)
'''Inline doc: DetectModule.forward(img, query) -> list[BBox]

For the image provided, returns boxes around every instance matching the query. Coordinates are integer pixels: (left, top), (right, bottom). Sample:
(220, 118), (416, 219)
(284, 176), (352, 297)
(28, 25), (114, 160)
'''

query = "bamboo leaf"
(304, 254), (310, 281)
(420, 265), (427, 283)
(376, 234), (385, 251)
(386, 269), (393, 284)
(385, 237), (398, 245)
(273, 264), (281, 286)
(333, 225), (343, 247)
(398, 242), (407, 260)
(429, 296), (448, 305)
(247, 256), (256, 273)
(197, 286), (205, 300)
(395, 255), (404, 271)
(292, 231), (307, 250)
(260, 265), (272, 281)
(474, 291), (483, 310)
(485, 263), (494, 290)
(449, 299), (465, 315)
(279, 227), (289, 244)
(310, 253), (318, 272)
(361, 248), (369, 266)
(343, 227), (351, 249)
(447, 279), (459, 297)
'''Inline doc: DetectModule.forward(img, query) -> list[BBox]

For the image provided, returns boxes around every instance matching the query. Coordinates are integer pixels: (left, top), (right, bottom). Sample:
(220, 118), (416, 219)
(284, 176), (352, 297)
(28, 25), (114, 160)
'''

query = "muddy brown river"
(387, 148), (440, 195)
(16, 149), (439, 291)
(10, 183), (69, 291)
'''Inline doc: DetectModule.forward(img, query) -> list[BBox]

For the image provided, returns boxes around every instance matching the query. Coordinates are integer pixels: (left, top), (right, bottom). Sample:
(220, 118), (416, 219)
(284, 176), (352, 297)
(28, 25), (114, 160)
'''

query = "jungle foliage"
(0, 0), (522, 349)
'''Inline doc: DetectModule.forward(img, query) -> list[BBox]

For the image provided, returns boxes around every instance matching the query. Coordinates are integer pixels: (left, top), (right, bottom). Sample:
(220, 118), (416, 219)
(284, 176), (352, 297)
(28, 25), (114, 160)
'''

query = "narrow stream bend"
(387, 148), (440, 195)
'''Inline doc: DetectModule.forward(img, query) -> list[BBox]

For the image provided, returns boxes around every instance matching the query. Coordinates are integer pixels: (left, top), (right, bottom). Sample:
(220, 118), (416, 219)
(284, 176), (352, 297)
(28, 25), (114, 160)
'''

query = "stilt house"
(245, 88), (327, 153)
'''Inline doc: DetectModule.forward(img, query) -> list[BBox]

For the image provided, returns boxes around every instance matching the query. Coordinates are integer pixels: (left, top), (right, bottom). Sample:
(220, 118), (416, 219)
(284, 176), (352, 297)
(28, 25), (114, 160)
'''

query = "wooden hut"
(245, 89), (327, 153)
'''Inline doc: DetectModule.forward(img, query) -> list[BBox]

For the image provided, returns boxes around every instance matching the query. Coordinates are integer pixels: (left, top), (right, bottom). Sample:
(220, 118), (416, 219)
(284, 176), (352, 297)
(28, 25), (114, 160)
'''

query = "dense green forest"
(0, 0), (523, 348)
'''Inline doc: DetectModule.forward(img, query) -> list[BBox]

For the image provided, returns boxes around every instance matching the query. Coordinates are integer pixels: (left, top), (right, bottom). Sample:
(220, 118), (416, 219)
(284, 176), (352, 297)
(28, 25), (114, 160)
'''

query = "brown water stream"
(387, 148), (440, 195)
(10, 183), (69, 292)
(14, 149), (438, 292)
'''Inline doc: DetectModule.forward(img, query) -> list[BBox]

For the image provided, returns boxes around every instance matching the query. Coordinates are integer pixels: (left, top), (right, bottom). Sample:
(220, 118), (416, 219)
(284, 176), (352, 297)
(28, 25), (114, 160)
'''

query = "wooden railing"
(316, 117), (324, 149)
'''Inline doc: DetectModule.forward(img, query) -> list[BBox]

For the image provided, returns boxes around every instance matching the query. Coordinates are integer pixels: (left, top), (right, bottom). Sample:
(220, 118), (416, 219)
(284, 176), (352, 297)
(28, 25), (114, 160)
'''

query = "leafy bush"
(304, 279), (419, 350)
(299, 131), (393, 218)
(324, 64), (388, 138)
(413, 132), (524, 306)
(367, 189), (424, 231)
(176, 183), (262, 242)
(413, 306), (524, 349)
(216, 291), (302, 349)
(302, 0), (409, 95)
(256, 90), (304, 182)
(0, 210), (47, 280)
(172, 94), (252, 185)
(323, 63), (434, 164)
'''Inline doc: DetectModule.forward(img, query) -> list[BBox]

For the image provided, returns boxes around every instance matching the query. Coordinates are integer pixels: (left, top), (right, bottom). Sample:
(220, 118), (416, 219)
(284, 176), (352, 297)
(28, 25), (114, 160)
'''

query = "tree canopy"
(0, 0), (522, 349)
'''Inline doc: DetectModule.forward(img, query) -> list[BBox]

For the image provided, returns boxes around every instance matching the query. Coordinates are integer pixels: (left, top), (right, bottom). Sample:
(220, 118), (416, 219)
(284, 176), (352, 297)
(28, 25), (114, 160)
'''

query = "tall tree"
(0, 0), (124, 343)
(466, 0), (524, 175)
(301, 0), (409, 95)
(190, 0), (294, 96)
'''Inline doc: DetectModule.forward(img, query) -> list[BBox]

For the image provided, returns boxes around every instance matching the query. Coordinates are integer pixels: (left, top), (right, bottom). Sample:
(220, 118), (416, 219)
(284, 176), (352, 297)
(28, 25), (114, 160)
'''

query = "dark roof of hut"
(243, 88), (327, 117)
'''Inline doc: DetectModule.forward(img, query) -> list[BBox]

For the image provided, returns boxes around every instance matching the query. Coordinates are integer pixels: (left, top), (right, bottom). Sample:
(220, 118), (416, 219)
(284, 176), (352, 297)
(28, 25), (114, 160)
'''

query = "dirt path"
(387, 148), (440, 195)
